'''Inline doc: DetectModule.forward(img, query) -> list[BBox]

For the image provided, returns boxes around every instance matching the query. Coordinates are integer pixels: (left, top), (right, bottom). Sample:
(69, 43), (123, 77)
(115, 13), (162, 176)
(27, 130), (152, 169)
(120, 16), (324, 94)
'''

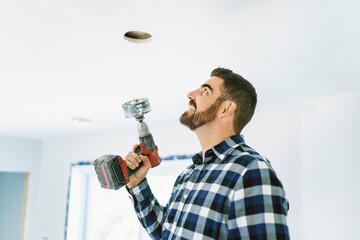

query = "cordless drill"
(93, 97), (161, 190)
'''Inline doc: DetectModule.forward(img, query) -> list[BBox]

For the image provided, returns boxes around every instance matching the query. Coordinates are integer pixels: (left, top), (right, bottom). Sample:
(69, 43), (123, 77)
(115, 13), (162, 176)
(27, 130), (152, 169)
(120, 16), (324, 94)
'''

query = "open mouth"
(188, 104), (195, 111)
(188, 100), (196, 111)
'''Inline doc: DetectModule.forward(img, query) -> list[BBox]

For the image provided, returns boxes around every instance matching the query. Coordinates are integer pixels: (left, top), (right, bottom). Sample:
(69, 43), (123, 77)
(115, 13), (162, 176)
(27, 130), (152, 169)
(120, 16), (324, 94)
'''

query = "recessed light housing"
(124, 30), (152, 43)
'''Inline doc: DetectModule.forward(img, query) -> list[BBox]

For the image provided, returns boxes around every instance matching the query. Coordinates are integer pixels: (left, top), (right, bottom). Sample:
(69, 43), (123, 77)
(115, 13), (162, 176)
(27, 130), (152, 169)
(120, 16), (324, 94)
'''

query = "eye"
(201, 88), (208, 95)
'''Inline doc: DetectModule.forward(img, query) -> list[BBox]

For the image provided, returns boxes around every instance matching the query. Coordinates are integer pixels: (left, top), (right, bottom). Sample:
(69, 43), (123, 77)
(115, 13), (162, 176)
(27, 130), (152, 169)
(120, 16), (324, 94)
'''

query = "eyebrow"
(201, 84), (213, 92)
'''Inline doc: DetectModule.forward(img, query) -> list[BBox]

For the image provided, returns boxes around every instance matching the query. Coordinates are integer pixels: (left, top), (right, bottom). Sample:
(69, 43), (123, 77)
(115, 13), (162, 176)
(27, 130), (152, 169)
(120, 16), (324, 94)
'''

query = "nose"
(187, 88), (200, 100)
(187, 90), (194, 100)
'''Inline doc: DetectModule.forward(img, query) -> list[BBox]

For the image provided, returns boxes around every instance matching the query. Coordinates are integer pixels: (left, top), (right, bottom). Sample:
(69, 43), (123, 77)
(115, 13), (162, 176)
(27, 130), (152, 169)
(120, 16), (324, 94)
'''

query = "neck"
(194, 120), (235, 160)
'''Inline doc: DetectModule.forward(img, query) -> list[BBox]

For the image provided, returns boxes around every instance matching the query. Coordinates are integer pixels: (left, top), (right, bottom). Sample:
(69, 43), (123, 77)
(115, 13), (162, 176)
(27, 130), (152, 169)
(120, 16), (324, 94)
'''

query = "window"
(65, 157), (192, 240)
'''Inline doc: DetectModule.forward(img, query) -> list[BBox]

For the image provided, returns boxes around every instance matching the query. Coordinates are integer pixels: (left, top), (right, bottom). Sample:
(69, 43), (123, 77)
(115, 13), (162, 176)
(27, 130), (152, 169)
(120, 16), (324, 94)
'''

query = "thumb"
(139, 154), (151, 168)
(132, 144), (139, 151)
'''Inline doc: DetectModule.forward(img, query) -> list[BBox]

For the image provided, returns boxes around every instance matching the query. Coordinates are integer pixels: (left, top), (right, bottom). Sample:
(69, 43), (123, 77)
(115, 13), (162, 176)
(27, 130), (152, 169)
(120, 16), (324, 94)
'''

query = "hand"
(124, 144), (151, 189)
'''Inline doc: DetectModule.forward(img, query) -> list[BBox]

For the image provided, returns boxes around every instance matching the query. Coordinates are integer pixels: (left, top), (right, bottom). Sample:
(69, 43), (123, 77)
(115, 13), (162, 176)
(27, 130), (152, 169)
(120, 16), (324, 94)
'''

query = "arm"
(124, 145), (167, 239)
(227, 160), (290, 240)
(127, 179), (168, 240)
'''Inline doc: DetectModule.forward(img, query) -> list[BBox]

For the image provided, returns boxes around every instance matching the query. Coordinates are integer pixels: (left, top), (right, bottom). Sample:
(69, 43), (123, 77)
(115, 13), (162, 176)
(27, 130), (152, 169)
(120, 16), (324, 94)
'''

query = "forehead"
(203, 76), (224, 94)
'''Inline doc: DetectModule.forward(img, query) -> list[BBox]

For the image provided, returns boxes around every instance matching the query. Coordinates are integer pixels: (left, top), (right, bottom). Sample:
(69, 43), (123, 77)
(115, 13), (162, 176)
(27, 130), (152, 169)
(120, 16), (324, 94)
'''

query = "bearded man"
(125, 67), (290, 239)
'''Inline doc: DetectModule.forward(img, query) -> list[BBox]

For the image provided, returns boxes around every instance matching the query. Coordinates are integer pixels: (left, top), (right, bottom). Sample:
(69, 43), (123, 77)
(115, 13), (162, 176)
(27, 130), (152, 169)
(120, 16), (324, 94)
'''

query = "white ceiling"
(0, 0), (359, 139)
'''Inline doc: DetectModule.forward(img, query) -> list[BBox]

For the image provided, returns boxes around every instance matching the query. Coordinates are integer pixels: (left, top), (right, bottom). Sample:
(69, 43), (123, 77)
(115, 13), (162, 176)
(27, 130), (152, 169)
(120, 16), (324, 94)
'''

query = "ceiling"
(0, 0), (359, 140)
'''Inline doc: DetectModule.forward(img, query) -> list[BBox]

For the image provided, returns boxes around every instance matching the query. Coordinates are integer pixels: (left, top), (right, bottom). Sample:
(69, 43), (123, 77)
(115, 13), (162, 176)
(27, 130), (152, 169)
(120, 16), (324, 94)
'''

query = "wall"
(0, 136), (42, 240)
(301, 92), (360, 239)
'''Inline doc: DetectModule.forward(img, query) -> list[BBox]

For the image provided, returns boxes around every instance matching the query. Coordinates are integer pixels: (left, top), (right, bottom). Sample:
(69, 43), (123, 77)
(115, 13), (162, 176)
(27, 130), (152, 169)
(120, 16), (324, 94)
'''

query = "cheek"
(196, 101), (209, 112)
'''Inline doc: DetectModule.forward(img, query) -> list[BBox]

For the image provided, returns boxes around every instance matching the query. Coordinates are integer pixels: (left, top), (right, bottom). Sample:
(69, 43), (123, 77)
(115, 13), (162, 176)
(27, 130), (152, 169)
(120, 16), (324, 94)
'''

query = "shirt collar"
(191, 134), (245, 165)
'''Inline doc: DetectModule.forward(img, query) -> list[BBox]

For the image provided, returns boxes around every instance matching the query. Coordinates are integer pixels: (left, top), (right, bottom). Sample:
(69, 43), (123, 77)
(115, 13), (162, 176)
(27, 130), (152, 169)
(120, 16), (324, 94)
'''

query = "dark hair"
(211, 67), (257, 134)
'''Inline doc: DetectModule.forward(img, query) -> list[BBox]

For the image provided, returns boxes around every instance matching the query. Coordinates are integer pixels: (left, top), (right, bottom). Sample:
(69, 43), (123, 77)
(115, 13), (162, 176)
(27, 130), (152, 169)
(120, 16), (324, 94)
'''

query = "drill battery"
(93, 154), (129, 190)
(93, 143), (161, 190)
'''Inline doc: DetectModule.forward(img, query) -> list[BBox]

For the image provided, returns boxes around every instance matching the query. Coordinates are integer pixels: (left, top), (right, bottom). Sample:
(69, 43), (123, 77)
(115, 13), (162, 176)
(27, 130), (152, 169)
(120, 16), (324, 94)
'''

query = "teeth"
(189, 105), (195, 111)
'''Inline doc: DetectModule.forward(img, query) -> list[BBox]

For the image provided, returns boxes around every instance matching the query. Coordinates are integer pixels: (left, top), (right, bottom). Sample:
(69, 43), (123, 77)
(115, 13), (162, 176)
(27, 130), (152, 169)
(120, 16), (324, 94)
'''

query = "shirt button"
(133, 188), (140, 196)
(184, 194), (188, 199)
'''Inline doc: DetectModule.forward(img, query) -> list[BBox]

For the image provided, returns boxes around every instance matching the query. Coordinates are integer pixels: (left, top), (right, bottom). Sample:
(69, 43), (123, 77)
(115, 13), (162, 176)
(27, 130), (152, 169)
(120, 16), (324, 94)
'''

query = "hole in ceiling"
(124, 30), (152, 43)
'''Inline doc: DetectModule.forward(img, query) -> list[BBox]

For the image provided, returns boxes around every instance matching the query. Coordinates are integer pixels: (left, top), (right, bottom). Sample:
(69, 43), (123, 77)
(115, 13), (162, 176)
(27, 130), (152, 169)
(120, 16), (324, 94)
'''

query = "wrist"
(127, 176), (144, 189)
(126, 182), (136, 189)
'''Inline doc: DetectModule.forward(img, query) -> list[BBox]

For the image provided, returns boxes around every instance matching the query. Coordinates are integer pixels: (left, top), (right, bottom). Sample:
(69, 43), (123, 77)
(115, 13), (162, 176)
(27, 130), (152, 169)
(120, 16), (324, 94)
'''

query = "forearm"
(127, 178), (166, 239)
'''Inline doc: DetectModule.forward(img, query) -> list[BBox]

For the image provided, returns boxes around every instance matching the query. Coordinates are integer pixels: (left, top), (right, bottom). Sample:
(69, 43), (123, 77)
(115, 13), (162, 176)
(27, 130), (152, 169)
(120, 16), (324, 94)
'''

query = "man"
(125, 68), (290, 239)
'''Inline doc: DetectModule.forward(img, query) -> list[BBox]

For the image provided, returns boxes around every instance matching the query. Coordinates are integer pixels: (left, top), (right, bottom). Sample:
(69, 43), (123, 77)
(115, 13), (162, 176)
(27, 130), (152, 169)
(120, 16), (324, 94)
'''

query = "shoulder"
(224, 144), (268, 175)
(226, 146), (289, 211)
(225, 145), (286, 189)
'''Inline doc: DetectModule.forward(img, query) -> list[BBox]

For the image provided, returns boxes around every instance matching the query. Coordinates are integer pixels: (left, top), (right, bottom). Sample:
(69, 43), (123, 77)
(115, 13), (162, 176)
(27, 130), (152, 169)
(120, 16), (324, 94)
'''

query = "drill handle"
(126, 162), (143, 176)
(126, 142), (161, 177)
(126, 143), (146, 176)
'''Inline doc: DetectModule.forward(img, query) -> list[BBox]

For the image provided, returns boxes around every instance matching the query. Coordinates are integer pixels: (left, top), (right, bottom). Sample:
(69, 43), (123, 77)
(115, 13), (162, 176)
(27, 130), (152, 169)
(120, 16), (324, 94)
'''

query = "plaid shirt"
(128, 135), (290, 239)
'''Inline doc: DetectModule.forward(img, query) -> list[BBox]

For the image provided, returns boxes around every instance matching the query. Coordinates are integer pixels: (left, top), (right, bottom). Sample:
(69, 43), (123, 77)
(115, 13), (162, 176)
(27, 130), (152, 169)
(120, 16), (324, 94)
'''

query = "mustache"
(189, 100), (196, 110)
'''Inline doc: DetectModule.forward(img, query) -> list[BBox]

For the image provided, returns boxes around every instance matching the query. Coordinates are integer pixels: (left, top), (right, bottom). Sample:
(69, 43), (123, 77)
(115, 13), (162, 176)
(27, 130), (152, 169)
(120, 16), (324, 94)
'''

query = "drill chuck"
(137, 120), (150, 137)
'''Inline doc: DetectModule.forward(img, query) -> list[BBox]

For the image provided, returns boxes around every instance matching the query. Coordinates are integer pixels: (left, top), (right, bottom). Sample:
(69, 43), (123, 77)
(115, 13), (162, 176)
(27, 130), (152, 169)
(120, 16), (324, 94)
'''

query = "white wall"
(0, 136), (42, 240)
(4, 91), (357, 240)
(301, 92), (360, 239)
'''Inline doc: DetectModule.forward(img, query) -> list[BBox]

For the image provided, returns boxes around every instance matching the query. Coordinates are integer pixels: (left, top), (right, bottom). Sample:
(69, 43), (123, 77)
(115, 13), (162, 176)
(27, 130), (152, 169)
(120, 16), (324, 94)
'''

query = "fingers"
(138, 154), (151, 168)
(125, 145), (152, 189)
(132, 155), (151, 183)
(125, 151), (142, 169)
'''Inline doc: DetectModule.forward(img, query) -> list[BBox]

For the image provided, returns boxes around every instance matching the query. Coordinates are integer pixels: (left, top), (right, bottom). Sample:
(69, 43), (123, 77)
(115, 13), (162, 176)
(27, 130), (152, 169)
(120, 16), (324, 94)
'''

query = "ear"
(219, 100), (237, 118)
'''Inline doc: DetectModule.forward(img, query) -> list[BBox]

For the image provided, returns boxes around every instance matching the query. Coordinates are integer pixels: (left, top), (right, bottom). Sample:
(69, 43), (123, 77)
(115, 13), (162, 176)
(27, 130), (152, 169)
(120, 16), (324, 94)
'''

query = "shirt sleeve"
(227, 159), (290, 240)
(127, 178), (167, 240)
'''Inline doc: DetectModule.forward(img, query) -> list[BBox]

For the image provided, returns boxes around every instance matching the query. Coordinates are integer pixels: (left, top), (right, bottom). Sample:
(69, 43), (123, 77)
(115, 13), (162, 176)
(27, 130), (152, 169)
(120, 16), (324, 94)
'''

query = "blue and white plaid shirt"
(128, 135), (290, 239)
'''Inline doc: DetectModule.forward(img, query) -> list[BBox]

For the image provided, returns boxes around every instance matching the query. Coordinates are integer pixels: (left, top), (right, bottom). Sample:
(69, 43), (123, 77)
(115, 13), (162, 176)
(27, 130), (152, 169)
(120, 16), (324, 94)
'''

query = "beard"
(180, 97), (224, 131)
